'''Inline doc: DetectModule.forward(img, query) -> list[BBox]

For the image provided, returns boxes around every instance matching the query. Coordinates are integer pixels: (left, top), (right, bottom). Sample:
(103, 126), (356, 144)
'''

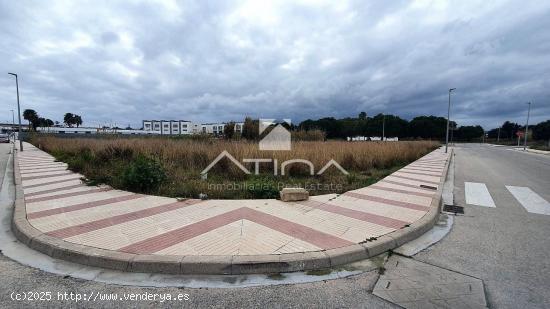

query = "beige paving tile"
(25, 190), (134, 212)
(24, 179), (84, 194)
(29, 195), (175, 232)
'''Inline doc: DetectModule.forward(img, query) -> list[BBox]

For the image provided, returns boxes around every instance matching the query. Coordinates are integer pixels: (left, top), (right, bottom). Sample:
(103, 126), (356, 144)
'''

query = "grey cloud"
(1, 0), (549, 129)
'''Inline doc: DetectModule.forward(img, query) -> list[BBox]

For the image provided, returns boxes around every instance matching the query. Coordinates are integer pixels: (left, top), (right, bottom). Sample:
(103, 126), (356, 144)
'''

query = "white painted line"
(506, 186), (550, 215)
(465, 182), (496, 207)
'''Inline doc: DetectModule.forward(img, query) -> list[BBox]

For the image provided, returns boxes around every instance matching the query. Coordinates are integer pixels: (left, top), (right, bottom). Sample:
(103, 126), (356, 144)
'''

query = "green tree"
(455, 125), (484, 141)
(64, 113), (74, 127)
(532, 120), (550, 145)
(224, 121), (235, 139)
(241, 117), (259, 140)
(74, 115), (83, 127)
(23, 109), (38, 129)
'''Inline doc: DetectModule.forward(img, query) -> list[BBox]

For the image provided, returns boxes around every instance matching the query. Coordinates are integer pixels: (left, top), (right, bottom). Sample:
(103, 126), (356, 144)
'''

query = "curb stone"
(10, 147), (452, 275)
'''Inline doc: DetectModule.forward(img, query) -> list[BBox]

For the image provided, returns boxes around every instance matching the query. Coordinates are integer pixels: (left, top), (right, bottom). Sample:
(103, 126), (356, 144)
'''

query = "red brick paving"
(25, 187), (112, 203)
(46, 199), (202, 238)
(27, 194), (144, 219)
(390, 174), (440, 185)
(343, 192), (430, 211)
(22, 172), (74, 181)
(23, 177), (83, 189)
(297, 200), (409, 229)
(119, 207), (354, 254)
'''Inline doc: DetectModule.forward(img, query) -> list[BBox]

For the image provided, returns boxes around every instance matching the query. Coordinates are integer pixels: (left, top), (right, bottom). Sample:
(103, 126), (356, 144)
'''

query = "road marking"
(464, 182), (495, 207)
(506, 186), (550, 215)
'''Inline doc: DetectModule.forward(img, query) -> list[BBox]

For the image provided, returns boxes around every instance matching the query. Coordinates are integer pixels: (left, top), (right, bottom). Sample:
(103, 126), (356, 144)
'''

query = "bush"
(121, 155), (167, 192)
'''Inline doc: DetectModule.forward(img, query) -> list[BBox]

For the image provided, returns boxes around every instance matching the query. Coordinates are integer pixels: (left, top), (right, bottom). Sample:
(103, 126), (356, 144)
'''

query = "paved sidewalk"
(15, 143), (449, 273)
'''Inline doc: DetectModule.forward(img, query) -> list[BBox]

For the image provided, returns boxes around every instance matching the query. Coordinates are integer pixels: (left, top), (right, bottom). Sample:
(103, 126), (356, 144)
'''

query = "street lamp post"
(523, 102), (531, 151)
(445, 88), (456, 153)
(8, 73), (23, 151)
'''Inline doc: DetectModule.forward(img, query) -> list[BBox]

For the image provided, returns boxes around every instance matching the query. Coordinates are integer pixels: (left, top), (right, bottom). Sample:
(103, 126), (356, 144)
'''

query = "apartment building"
(143, 120), (195, 135)
(143, 120), (244, 136)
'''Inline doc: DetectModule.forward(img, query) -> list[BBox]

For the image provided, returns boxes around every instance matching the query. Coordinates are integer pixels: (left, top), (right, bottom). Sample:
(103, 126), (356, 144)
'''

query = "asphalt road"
(1, 143), (549, 308)
(415, 144), (550, 308)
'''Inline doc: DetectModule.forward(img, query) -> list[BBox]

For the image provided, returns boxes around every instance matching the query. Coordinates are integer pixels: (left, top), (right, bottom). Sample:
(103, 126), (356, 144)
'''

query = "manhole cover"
(443, 204), (464, 214)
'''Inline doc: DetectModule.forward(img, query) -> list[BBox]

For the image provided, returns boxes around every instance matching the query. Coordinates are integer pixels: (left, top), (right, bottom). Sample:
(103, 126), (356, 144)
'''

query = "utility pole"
(445, 88), (456, 153)
(523, 102), (531, 151)
(8, 73), (23, 151)
(497, 127), (501, 143)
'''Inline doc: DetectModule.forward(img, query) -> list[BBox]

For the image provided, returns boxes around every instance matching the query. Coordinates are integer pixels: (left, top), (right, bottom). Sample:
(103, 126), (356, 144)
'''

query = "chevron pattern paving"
(18, 143), (449, 256)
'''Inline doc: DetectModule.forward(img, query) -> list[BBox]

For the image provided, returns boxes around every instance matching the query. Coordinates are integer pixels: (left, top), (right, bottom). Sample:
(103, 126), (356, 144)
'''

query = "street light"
(523, 102), (531, 151)
(8, 73), (23, 151)
(445, 88), (456, 153)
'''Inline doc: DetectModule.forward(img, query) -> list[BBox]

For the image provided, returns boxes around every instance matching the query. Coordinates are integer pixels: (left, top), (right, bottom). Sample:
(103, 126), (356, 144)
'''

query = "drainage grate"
(443, 204), (464, 214)
(420, 184), (437, 190)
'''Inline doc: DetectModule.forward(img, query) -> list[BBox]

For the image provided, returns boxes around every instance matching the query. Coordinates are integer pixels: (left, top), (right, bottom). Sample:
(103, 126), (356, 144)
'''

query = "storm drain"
(443, 204), (464, 214)
(420, 184), (437, 190)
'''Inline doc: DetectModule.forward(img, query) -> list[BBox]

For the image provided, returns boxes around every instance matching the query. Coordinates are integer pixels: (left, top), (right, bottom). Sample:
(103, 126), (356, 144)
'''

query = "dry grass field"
(30, 135), (439, 199)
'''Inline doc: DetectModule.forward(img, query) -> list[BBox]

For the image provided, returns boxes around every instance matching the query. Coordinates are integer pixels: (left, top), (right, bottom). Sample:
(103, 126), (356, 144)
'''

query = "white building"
(201, 122), (244, 135)
(143, 120), (195, 135)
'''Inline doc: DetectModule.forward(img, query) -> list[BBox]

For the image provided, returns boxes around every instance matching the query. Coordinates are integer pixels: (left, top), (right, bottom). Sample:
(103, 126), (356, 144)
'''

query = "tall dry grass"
(33, 136), (438, 173)
(30, 135), (439, 198)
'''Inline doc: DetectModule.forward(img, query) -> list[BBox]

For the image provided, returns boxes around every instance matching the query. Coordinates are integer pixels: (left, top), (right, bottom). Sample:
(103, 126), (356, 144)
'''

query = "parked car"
(0, 133), (10, 143)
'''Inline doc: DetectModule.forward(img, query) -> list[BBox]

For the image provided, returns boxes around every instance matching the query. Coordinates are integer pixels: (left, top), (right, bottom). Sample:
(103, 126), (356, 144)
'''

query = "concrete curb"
(11, 147), (452, 275)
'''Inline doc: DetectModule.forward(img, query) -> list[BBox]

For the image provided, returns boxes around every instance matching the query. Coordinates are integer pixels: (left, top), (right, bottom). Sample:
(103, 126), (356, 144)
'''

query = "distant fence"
(347, 136), (399, 142)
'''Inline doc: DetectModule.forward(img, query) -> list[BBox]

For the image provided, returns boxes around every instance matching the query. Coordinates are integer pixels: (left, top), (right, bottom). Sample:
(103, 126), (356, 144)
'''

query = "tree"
(358, 112), (367, 120)
(64, 113), (74, 127)
(63, 113), (83, 127)
(532, 120), (550, 145)
(241, 117), (259, 140)
(74, 115), (83, 127)
(224, 122), (235, 139)
(455, 125), (484, 141)
(23, 109), (38, 129)
(408, 116), (447, 139)
(501, 121), (520, 140)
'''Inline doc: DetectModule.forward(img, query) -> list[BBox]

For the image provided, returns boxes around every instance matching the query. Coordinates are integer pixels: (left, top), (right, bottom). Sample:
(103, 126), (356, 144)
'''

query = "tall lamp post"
(523, 102), (531, 151)
(445, 88), (456, 153)
(8, 73), (23, 151)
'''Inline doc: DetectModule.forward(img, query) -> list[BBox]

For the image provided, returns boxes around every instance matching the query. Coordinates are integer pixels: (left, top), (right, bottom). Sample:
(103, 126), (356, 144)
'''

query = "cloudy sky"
(1, 0), (549, 129)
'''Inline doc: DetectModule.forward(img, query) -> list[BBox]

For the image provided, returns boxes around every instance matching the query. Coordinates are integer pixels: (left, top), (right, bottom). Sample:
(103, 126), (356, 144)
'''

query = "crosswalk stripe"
(506, 186), (550, 215)
(465, 182), (496, 207)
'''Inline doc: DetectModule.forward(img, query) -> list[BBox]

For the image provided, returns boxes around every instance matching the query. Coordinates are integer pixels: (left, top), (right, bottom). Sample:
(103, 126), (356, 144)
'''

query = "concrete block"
(85, 248), (134, 271)
(231, 254), (282, 274)
(325, 244), (369, 267)
(29, 234), (65, 256)
(11, 217), (42, 246)
(278, 251), (332, 273)
(280, 187), (309, 202)
(181, 255), (233, 275)
(51, 241), (91, 265)
(130, 254), (183, 274)
(361, 235), (397, 257)
(12, 199), (27, 221)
